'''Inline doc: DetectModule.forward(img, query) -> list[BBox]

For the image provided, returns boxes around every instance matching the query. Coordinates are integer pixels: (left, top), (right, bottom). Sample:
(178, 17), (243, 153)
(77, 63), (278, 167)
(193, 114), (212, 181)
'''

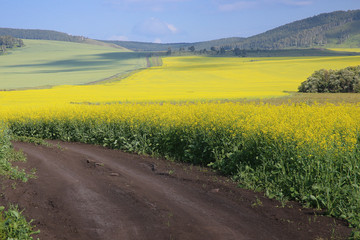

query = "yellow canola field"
(2, 102), (359, 154)
(2, 55), (360, 227)
(1, 55), (360, 106)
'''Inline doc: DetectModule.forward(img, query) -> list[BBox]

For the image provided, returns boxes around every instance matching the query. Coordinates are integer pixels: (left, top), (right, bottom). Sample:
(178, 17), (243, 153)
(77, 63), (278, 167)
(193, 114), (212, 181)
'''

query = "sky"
(1, 0), (359, 43)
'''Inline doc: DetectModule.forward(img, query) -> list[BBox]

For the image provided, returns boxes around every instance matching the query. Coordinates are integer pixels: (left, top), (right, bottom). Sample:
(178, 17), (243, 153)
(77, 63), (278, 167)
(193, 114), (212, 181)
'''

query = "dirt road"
(1, 141), (351, 239)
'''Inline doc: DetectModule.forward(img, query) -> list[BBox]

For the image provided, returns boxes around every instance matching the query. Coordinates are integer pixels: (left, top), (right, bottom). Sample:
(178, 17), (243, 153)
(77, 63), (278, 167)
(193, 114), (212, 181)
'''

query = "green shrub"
(298, 66), (360, 93)
(0, 206), (39, 240)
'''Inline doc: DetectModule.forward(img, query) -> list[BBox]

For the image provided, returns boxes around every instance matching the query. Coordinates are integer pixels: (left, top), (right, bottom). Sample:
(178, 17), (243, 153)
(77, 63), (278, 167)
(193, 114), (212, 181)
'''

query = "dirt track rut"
(1, 141), (351, 240)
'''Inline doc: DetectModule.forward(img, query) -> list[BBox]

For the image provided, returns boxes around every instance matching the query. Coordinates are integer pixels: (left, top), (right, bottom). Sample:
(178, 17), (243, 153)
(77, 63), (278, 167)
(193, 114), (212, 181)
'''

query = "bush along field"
(3, 102), (360, 235)
(0, 125), (39, 239)
(299, 65), (360, 93)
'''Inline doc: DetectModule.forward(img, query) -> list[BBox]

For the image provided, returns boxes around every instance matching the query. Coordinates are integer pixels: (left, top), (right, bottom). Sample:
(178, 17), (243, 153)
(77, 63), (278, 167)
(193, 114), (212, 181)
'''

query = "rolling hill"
(0, 28), (85, 42)
(0, 27), (129, 51)
(234, 9), (360, 50)
(0, 39), (146, 89)
(105, 9), (360, 51)
(1, 9), (359, 52)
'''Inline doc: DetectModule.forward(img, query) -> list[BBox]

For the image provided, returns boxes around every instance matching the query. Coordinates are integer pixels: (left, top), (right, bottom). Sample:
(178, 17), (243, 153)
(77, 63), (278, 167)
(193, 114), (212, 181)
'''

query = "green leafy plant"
(0, 205), (39, 240)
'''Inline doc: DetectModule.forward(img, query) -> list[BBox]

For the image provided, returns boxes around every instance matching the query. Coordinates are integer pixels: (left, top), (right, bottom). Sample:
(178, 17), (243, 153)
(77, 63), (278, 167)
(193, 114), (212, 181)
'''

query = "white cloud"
(166, 23), (178, 34)
(133, 18), (179, 37)
(218, 1), (257, 11)
(154, 38), (162, 43)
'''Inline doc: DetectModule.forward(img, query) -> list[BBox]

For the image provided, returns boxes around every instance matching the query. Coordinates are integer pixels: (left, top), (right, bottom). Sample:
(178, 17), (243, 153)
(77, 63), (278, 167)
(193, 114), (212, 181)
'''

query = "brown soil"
(0, 141), (352, 240)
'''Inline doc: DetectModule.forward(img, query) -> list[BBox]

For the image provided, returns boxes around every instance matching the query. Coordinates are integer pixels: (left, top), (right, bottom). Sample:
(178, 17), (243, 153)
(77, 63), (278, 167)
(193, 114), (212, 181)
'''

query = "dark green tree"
(219, 47), (225, 55)
(233, 47), (241, 56)
(298, 66), (360, 93)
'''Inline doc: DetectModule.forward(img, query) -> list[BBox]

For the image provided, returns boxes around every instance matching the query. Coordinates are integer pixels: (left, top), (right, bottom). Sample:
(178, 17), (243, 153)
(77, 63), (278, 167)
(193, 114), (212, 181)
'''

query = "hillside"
(0, 27), (129, 51)
(105, 37), (247, 52)
(1, 10), (359, 52)
(106, 9), (360, 51)
(236, 9), (360, 50)
(0, 40), (146, 90)
(0, 28), (85, 42)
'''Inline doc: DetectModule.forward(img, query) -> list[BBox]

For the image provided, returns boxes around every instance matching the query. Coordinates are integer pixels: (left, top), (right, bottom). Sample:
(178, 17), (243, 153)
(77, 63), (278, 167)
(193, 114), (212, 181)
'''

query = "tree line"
(298, 66), (360, 93)
(0, 36), (24, 53)
(0, 28), (86, 43)
(165, 45), (248, 57)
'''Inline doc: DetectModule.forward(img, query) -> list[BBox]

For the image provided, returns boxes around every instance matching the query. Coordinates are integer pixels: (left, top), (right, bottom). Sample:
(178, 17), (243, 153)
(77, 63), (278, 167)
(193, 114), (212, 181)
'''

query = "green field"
(0, 40), (147, 89)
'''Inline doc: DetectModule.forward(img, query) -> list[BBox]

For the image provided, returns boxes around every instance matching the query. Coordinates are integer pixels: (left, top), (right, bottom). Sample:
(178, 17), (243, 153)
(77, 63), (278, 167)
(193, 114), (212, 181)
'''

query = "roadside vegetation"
(0, 126), (32, 182)
(0, 124), (39, 239)
(0, 205), (39, 240)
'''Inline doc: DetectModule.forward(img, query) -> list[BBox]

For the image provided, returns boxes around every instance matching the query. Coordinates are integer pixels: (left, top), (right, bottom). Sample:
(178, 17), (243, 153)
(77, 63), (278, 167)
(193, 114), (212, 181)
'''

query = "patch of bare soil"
(0, 141), (351, 240)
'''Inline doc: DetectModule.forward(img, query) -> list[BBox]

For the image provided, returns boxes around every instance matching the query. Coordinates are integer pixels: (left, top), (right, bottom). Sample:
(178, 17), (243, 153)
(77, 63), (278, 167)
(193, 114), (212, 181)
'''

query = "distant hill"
(0, 28), (85, 42)
(235, 9), (360, 50)
(106, 9), (360, 51)
(105, 37), (246, 52)
(2, 9), (359, 52)
(104, 40), (190, 52)
(0, 27), (129, 51)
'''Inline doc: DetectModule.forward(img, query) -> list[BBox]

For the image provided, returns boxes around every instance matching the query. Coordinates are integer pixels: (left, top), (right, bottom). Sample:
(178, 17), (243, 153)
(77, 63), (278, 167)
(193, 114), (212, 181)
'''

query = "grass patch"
(12, 135), (52, 147)
(0, 125), (39, 239)
(0, 127), (34, 182)
(0, 205), (39, 240)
